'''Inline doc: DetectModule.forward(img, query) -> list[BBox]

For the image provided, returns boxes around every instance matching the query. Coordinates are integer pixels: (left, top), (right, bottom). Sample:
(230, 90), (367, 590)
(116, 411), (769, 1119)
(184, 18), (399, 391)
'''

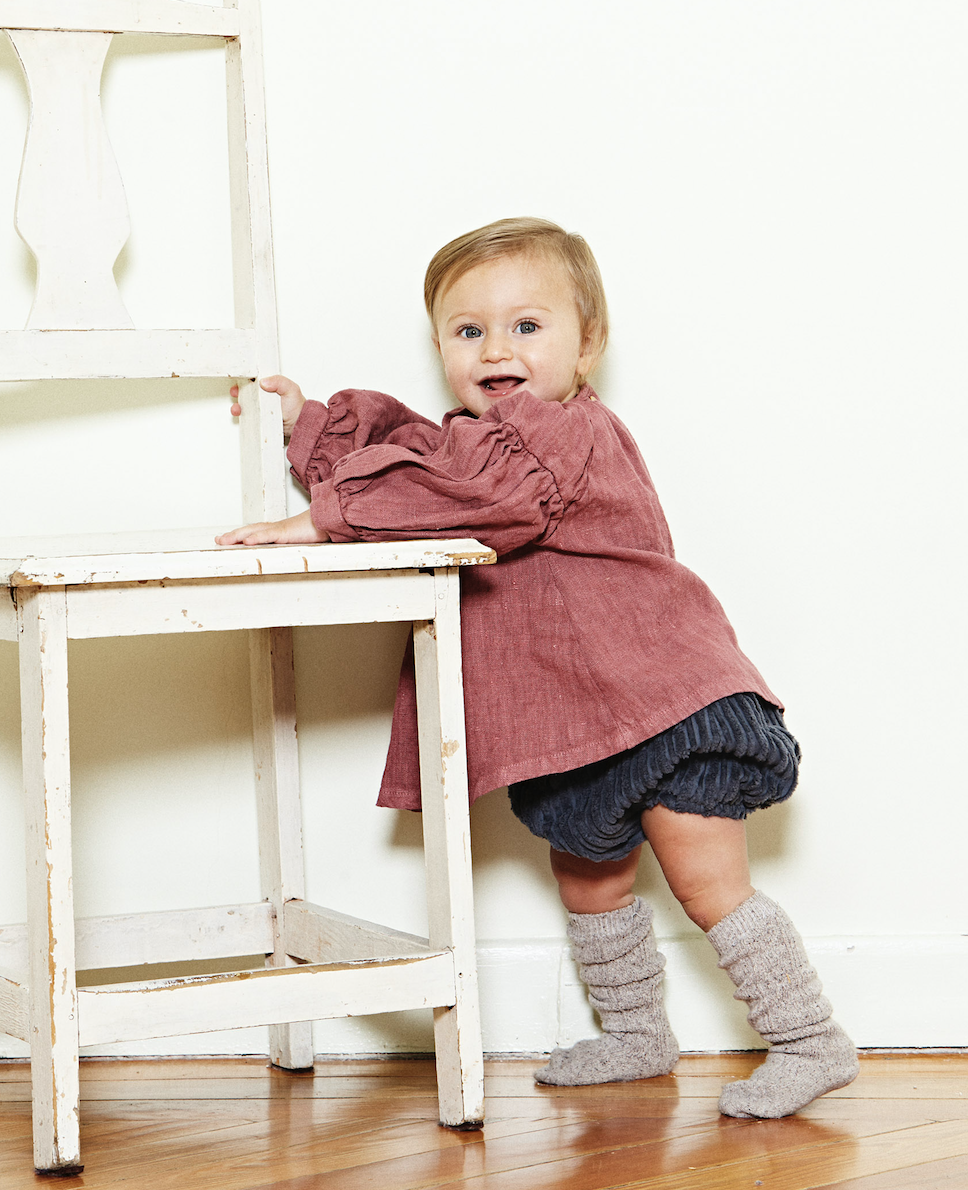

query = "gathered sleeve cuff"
(285, 399), (332, 489)
(308, 478), (357, 542)
(287, 389), (443, 491)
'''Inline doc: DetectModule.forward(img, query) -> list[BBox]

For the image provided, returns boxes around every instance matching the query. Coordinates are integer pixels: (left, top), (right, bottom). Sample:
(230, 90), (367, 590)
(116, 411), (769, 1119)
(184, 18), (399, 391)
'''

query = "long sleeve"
(306, 391), (596, 556)
(287, 388), (443, 490)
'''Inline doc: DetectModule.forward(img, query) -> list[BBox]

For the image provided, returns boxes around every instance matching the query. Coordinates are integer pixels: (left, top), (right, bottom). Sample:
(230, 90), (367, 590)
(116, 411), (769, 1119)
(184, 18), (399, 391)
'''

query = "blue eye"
(517, 320), (537, 334)
(459, 326), (482, 339)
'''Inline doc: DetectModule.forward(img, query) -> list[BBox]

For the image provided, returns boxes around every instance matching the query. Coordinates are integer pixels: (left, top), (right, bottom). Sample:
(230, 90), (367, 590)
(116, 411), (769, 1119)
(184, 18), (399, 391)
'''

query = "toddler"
(218, 217), (859, 1118)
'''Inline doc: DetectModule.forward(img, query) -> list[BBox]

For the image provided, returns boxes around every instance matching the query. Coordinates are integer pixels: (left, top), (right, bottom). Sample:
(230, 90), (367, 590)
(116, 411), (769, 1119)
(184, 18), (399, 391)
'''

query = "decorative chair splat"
(9, 29), (133, 330)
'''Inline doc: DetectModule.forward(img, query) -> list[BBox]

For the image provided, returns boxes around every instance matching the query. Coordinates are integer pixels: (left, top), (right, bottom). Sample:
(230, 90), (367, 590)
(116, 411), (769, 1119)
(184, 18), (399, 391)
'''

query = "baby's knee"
(550, 846), (640, 914)
(673, 880), (755, 932)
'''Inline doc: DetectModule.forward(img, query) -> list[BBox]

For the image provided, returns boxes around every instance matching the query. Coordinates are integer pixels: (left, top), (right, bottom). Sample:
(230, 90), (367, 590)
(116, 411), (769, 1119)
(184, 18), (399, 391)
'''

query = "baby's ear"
(579, 328), (605, 376)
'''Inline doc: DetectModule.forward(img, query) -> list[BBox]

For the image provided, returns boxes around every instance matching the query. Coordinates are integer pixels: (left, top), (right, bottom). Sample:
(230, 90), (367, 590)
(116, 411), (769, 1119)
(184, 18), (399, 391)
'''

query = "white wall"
(1, 1), (965, 1057)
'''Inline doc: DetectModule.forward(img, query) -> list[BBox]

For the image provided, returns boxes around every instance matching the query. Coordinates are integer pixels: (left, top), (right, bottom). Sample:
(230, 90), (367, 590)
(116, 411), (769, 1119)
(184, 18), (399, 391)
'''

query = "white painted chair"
(0, 1), (489, 1174)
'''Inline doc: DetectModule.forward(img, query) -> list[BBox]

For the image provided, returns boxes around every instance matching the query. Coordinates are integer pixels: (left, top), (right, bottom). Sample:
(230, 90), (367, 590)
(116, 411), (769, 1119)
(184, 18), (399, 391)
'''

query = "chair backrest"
(0, 0), (285, 523)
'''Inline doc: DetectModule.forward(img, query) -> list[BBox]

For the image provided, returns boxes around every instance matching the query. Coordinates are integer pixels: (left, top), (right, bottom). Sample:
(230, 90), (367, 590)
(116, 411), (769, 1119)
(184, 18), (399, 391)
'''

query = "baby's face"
(434, 253), (593, 417)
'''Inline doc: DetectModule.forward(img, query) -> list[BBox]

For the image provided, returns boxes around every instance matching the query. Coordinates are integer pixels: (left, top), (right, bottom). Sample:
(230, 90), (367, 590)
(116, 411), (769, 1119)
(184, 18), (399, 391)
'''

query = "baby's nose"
(482, 333), (513, 362)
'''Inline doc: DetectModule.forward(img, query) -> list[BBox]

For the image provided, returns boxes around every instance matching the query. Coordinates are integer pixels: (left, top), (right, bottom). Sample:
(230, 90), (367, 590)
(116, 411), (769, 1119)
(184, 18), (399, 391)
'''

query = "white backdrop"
(0, 0), (965, 1057)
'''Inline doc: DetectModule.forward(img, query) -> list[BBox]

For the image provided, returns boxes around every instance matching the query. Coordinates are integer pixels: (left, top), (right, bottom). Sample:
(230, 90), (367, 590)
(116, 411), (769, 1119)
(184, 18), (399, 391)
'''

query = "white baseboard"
(2, 934), (965, 1058)
(479, 932), (968, 1055)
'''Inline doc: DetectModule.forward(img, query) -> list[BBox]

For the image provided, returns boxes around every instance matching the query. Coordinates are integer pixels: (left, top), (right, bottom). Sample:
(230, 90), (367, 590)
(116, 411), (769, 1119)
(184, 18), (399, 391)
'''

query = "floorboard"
(0, 1053), (965, 1188)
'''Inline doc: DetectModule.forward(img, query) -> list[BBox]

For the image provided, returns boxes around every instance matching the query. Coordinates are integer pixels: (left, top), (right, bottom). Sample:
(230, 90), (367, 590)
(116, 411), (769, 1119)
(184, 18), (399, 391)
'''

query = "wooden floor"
(1, 1054), (967, 1188)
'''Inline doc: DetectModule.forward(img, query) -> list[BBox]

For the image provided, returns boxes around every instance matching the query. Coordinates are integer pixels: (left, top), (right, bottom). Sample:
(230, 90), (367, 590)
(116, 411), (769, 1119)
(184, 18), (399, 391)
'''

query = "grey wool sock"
(707, 890), (860, 1118)
(535, 897), (679, 1086)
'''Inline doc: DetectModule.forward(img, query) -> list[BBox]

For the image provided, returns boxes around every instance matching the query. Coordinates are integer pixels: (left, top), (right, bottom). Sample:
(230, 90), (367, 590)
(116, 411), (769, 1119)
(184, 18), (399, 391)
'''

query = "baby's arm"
(220, 380), (442, 548)
(230, 375), (306, 439)
(308, 395), (594, 553)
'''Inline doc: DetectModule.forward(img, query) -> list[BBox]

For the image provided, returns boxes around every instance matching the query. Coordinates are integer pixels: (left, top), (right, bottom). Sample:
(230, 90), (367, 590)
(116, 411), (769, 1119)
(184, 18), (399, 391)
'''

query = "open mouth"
(479, 376), (525, 395)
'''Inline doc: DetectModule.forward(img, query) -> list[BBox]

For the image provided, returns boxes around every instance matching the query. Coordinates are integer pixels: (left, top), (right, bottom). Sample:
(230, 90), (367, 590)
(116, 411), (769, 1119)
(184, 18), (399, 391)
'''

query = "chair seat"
(0, 529), (495, 586)
(0, 533), (495, 642)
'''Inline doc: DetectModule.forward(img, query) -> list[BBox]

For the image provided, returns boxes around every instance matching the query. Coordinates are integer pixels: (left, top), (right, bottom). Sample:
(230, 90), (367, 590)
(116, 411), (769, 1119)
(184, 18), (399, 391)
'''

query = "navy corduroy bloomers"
(508, 693), (800, 862)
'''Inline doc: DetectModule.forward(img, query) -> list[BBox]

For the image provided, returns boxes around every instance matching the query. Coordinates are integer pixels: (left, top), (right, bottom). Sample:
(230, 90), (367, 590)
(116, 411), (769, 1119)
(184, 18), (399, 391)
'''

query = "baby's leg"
(535, 846), (679, 1086)
(642, 805), (858, 1117)
(638, 804), (754, 929)
(549, 845), (641, 914)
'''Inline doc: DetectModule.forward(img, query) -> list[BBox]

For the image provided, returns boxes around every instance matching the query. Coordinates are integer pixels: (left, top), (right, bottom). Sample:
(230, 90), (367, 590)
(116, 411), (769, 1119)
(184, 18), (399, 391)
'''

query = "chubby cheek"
(442, 359), (467, 395)
(524, 350), (569, 391)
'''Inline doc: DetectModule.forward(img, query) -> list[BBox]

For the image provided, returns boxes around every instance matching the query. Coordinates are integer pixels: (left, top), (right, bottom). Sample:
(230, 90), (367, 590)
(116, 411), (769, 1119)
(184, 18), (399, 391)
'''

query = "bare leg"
(639, 804), (754, 930)
(536, 843), (678, 1086)
(549, 845), (641, 914)
(640, 804), (857, 1118)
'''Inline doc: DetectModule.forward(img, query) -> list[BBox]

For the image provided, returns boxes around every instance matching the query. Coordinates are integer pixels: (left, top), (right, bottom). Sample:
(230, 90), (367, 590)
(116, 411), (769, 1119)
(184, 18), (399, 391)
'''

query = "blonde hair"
(424, 217), (609, 371)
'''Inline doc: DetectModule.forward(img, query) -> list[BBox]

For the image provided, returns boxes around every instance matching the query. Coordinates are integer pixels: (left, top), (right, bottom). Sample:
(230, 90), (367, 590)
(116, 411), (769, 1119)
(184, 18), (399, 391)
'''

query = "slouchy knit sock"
(535, 897), (679, 1086)
(707, 890), (860, 1118)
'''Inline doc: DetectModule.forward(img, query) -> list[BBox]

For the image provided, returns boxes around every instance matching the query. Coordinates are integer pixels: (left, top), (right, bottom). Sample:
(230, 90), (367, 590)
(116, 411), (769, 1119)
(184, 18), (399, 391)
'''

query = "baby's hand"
(215, 509), (329, 547)
(230, 375), (307, 438)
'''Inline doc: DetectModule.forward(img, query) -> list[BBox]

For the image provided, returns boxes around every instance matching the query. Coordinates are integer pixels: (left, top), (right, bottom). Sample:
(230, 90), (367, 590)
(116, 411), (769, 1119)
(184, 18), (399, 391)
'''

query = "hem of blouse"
(477, 682), (784, 800)
(375, 685), (785, 812)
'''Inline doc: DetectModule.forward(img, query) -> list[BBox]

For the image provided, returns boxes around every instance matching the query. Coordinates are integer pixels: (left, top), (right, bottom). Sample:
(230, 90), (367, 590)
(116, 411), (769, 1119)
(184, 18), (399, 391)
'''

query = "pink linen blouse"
(287, 386), (779, 809)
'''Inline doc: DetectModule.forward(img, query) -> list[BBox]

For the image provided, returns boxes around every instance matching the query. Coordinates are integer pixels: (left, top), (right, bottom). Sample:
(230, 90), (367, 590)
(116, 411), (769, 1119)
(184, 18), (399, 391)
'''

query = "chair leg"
(413, 568), (484, 1129)
(18, 587), (83, 1174)
(249, 626), (314, 1070)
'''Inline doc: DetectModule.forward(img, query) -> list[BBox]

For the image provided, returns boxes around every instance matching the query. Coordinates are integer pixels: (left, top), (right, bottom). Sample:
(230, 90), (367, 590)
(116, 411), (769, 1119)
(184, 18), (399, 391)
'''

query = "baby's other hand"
(215, 509), (329, 547)
(261, 375), (307, 437)
(229, 375), (307, 438)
